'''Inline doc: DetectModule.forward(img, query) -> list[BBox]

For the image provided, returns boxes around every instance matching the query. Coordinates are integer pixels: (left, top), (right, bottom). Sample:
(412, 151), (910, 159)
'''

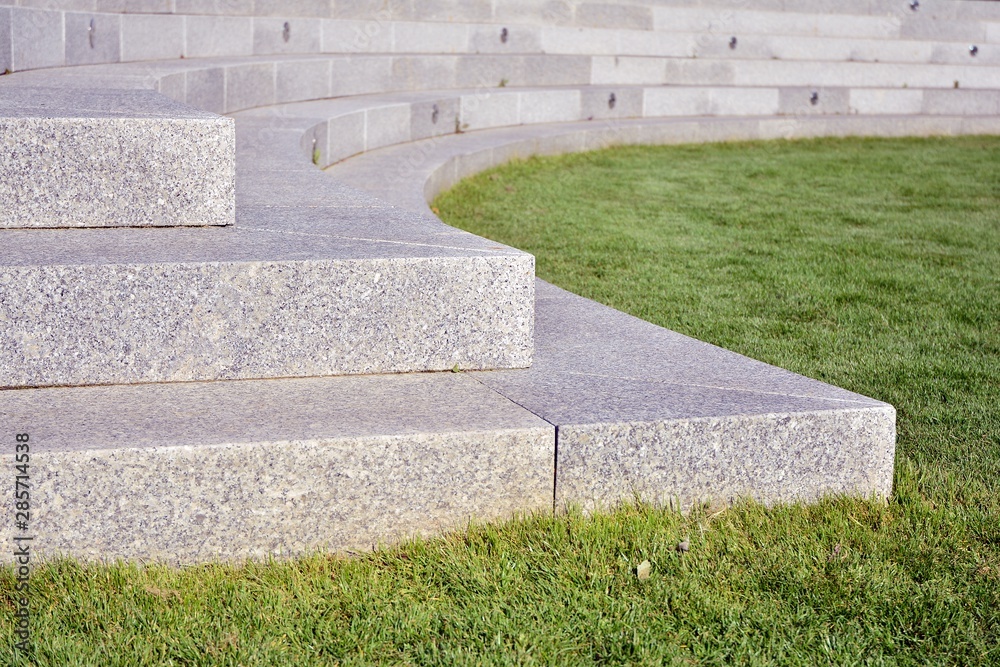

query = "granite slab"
(472, 281), (896, 511)
(0, 87), (235, 229)
(0, 373), (554, 563)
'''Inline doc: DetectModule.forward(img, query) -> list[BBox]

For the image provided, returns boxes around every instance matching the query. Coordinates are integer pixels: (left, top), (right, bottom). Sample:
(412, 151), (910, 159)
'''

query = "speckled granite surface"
(0, 33), (913, 563)
(0, 87), (234, 228)
(0, 252), (534, 387)
(471, 281), (896, 511)
(0, 373), (554, 563)
(0, 116), (536, 387)
(0, 280), (897, 564)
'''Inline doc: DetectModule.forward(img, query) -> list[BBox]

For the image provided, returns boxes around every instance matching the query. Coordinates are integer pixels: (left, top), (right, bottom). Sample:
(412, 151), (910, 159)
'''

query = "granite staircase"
(4, 0), (995, 562)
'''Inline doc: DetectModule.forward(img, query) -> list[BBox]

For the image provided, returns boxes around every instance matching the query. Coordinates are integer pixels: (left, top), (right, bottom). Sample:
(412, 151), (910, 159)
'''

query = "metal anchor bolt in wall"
(608, 92), (617, 109)
(909, 0), (919, 10)
(969, 45), (979, 56)
(88, 18), (96, 49)
(810, 91), (819, 105)
(283, 22), (291, 43)
(501, 27), (509, 44)
(432, 104), (440, 124)
(729, 36), (738, 49)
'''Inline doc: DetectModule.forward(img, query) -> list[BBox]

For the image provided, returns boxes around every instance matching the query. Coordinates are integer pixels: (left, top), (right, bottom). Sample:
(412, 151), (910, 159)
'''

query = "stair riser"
(5, 5), (999, 75)
(556, 409), (896, 511)
(0, 116), (235, 229)
(0, 430), (554, 563)
(0, 257), (534, 388)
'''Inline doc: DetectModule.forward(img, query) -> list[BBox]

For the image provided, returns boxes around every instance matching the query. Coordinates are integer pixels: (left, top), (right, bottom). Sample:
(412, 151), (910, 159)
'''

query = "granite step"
(482, 281), (895, 513)
(0, 279), (894, 564)
(325, 114), (1000, 218)
(0, 87), (234, 229)
(0, 371), (556, 563)
(239, 84), (1000, 169)
(0, 110), (534, 389)
(3, 5), (998, 73)
(4, 52), (999, 123)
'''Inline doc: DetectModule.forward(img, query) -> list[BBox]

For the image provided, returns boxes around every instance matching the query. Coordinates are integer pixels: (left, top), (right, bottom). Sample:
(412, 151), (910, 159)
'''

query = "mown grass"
(3, 136), (999, 665)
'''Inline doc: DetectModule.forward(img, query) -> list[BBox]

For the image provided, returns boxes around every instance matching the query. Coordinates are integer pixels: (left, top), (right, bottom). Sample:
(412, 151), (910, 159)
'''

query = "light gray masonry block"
(460, 90), (519, 131)
(518, 89), (581, 124)
(185, 15), (254, 58)
(394, 21), (469, 54)
(65, 12), (121, 67)
(988, 22), (1000, 45)
(321, 18), (394, 54)
(20, 0), (94, 10)
(581, 86), (643, 120)
(254, 0), (331, 18)
(592, 55), (666, 85)
(94, 0), (173, 13)
(473, 282), (896, 512)
(0, 226), (534, 386)
(521, 54), (592, 87)
(494, 1), (575, 26)
(850, 88), (924, 115)
(779, 87), (850, 116)
(469, 25), (542, 54)
(365, 103), (412, 151)
(185, 66), (226, 114)
(11, 8), (63, 72)
(158, 72), (186, 102)
(174, 0), (256, 15)
(899, 16), (985, 42)
(411, 96), (459, 140)
(225, 62), (276, 112)
(0, 373), (554, 563)
(404, 0), (492, 23)
(575, 3), (653, 31)
(300, 119), (329, 165)
(253, 16), (322, 55)
(0, 87), (235, 228)
(276, 58), (332, 103)
(393, 54), (459, 91)
(327, 111), (365, 161)
(0, 8), (11, 74)
(922, 89), (1000, 116)
(644, 86), (780, 117)
(333, 0), (409, 21)
(330, 55), (395, 96)
(120, 14), (184, 62)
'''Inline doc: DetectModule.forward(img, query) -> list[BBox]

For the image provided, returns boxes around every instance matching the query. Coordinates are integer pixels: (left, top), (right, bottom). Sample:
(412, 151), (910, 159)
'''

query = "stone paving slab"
(473, 282), (895, 511)
(0, 87), (234, 228)
(0, 209), (535, 387)
(0, 373), (555, 563)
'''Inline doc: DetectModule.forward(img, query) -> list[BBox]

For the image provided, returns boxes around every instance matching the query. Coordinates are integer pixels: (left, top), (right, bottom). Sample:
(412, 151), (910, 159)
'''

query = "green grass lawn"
(3, 136), (999, 666)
